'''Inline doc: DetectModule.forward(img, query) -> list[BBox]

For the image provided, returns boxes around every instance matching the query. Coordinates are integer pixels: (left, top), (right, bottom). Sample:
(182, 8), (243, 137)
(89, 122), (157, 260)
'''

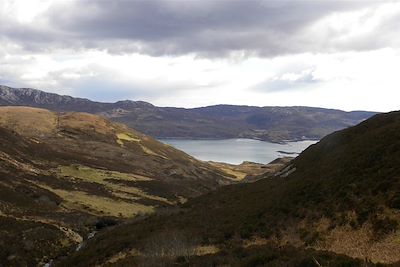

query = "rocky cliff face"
(0, 85), (79, 104)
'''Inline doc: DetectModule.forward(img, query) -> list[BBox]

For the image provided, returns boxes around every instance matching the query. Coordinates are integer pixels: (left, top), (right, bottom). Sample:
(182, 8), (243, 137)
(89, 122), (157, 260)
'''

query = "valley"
(0, 88), (397, 267)
(1, 1), (398, 266)
(0, 106), (257, 266)
(57, 111), (400, 266)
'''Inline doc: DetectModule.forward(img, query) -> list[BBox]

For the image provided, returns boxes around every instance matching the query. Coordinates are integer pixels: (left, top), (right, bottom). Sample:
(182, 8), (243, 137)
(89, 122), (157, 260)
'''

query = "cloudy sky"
(0, 0), (399, 111)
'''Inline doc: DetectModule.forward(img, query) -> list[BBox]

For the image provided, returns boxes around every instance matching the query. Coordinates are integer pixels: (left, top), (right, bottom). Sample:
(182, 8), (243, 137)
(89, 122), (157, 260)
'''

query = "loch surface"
(159, 138), (318, 164)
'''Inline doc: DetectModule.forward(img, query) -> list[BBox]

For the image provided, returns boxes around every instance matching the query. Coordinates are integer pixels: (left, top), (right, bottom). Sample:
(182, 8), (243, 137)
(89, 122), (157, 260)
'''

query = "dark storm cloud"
(46, 0), (370, 56)
(1, 0), (390, 57)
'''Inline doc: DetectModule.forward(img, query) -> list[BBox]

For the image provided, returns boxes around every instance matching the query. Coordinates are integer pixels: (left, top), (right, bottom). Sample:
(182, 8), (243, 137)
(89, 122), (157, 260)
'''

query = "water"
(159, 138), (318, 165)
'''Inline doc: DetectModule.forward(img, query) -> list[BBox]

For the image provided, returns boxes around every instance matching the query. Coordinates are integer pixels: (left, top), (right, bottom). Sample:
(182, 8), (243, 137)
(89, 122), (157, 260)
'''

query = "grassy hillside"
(0, 106), (238, 266)
(60, 111), (400, 266)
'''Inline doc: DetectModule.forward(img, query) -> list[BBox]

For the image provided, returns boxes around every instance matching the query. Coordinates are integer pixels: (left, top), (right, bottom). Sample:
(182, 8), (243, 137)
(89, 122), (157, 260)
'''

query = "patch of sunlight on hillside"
(55, 165), (172, 204)
(38, 184), (154, 217)
(116, 132), (140, 145)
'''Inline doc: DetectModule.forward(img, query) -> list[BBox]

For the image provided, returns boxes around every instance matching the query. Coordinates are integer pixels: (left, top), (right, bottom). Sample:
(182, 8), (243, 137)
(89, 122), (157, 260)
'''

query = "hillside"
(60, 111), (400, 266)
(0, 106), (237, 266)
(0, 85), (376, 142)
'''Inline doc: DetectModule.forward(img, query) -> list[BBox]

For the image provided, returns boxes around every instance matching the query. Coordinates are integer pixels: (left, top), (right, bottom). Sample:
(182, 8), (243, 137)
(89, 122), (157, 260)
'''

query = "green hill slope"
(0, 106), (234, 266)
(61, 111), (400, 266)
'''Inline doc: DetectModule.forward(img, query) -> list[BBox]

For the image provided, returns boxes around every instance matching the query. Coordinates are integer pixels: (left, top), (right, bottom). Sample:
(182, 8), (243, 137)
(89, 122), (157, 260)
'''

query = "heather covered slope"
(0, 106), (231, 198)
(62, 111), (400, 266)
(0, 106), (234, 266)
(0, 85), (376, 142)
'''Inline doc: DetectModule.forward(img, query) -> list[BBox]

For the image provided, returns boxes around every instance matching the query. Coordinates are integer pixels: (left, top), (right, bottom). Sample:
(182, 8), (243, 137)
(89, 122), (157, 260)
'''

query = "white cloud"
(1, 0), (52, 23)
(0, 0), (399, 112)
(303, 1), (400, 52)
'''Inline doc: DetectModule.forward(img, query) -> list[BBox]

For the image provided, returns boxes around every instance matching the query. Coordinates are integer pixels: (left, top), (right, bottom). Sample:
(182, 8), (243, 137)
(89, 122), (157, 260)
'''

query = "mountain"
(61, 111), (400, 266)
(0, 106), (238, 266)
(0, 85), (377, 142)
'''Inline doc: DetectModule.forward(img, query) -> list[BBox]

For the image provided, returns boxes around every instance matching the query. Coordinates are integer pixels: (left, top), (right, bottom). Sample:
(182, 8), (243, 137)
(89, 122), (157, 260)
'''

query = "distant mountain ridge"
(0, 85), (153, 112)
(0, 85), (377, 142)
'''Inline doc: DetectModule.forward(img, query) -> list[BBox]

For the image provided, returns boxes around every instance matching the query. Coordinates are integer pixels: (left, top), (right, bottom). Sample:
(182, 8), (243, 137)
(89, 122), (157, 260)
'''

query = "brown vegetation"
(0, 106), (235, 266)
(60, 111), (400, 266)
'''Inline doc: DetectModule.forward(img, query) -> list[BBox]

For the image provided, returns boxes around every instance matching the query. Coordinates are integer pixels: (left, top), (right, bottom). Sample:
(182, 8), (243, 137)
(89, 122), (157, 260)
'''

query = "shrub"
(142, 230), (198, 261)
(388, 194), (400, 209)
(371, 215), (398, 238)
(95, 217), (119, 230)
(298, 229), (320, 246)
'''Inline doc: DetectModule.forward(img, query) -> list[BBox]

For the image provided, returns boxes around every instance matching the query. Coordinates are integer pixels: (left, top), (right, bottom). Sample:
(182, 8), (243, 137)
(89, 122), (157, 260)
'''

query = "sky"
(0, 0), (399, 112)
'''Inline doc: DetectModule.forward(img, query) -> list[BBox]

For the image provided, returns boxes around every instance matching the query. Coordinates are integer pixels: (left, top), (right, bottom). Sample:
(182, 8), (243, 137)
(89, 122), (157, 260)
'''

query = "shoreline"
(158, 137), (320, 144)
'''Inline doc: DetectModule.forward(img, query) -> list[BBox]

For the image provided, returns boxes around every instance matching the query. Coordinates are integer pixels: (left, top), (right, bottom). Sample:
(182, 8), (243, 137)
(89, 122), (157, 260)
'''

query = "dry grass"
(57, 165), (151, 182)
(60, 112), (115, 136)
(194, 245), (220, 256)
(316, 225), (400, 264)
(116, 132), (140, 145)
(0, 106), (57, 136)
(104, 249), (141, 265)
(38, 184), (154, 217)
(243, 237), (269, 248)
(139, 144), (167, 158)
(0, 151), (41, 174)
(116, 132), (167, 158)
(56, 165), (171, 204)
(209, 161), (282, 181)
(272, 216), (400, 264)
(102, 244), (219, 265)
(214, 166), (247, 180)
(0, 212), (83, 246)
